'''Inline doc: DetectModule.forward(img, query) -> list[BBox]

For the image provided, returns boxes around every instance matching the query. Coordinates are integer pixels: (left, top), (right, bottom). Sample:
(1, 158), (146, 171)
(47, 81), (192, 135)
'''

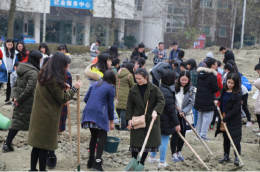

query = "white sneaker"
(245, 122), (253, 127)
(253, 128), (260, 133)
(195, 137), (199, 140)
(148, 157), (160, 163)
(158, 161), (168, 168)
(257, 133), (260, 137)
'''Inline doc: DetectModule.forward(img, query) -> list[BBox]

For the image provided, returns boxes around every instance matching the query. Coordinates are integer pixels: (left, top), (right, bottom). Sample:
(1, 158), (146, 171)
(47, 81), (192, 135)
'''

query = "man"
(90, 39), (101, 62)
(198, 52), (213, 67)
(219, 46), (235, 64)
(172, 50), (185, 75)
(195, 58), (219, 140)
(169, 42), (180, 61)
(151, 42), (167, 66)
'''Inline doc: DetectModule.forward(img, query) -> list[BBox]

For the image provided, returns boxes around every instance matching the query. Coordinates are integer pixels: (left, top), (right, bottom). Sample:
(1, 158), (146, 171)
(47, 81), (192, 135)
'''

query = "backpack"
(241, 75), (252, 91)
(198, 59), (207, 67)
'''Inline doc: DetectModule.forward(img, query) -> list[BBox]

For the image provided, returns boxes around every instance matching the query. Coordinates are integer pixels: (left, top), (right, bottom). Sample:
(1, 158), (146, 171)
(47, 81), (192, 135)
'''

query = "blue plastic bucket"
(104, 136), (121, 153)
(0, 113), (11, 130)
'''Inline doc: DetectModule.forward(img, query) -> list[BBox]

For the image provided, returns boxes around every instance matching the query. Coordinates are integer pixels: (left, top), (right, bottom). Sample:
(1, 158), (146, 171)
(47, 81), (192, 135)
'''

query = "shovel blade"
(123, 158), (144, 171)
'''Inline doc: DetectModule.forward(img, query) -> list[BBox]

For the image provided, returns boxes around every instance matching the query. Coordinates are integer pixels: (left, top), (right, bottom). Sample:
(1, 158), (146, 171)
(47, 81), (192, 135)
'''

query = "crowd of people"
(0, 39), (260, 171)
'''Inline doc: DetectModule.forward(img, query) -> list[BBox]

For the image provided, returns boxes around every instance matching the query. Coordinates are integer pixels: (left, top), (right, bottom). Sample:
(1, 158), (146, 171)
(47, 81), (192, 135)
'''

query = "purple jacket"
(81, 81), (115, 132)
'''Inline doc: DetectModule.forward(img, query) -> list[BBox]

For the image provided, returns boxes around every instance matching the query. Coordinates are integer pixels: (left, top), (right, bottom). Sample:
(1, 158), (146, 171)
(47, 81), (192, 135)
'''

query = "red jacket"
(215, 73), (223, 98)
(18, 51), (29, 62)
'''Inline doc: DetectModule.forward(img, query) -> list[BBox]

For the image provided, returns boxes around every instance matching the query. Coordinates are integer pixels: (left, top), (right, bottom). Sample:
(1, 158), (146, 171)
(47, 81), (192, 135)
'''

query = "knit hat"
(138, 43), (145, 48)
(206, 52), (213, 58)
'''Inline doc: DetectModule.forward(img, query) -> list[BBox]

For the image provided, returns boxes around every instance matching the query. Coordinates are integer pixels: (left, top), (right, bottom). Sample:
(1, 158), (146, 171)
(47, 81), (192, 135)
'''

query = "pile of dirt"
(241, 44), (260, 50)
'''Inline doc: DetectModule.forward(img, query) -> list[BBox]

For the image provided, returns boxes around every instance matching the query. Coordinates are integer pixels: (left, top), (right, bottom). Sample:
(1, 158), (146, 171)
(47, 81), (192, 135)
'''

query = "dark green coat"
(28, 79), (75, 150)
(11, 63), (39, 131)
(125, 81), (165, 148)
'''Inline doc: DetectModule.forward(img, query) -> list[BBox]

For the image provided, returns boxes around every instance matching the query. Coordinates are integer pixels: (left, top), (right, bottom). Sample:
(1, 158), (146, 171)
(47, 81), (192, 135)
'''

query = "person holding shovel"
(214, 73), (242, 166)
(125, 68), (165, 166)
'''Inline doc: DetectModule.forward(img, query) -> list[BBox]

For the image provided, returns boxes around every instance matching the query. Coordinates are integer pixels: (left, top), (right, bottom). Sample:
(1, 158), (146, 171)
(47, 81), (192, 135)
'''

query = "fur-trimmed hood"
(197, 67), (217, 79)
(84, 64), (102, 81)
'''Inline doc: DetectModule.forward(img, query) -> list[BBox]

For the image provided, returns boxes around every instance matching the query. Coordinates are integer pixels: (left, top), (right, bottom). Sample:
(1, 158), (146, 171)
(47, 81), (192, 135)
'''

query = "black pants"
(211, 108), (219, 126)
(6, 129), (18, 144)
(6, 73), (11, 101)
(132, 152), (148, 165)
(31, 147), (48, 171)
(171, 122), (186, 154)
(223, 132), (241, 155)
(89, 128), (107, 160)
(257, 115), (260, 128)
(242, 93), (251, 122)
(151, 71), (159, 87)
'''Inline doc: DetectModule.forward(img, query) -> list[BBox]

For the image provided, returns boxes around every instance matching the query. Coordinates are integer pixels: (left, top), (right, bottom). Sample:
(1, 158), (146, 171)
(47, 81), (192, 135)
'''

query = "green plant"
(123, 35), (137, 49)
(205, 41), (215, 48)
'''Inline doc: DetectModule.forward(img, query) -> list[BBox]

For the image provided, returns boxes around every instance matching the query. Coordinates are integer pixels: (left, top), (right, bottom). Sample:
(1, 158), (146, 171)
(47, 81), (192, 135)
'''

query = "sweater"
(90, 43), (98, 57)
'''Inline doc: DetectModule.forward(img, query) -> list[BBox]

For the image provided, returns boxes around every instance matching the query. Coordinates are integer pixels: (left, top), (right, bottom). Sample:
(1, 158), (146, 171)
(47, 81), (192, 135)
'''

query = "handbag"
(132, 100), (149, 129)
(220, 112), (226, 131)
(185, 110), (194, 125)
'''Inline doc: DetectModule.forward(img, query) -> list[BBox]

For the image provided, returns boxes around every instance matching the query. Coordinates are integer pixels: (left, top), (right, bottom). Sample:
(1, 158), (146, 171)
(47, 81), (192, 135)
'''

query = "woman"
(0, 39), (19, 103)
(149, 70), (180, 168)
(63, 44), (71, 58)
(171, 70), (196, 162)
(2, 50), (42, 152)
(137, 57), (146, 68)
(214, 73), (242, 167)
(16, 42), (29, 62)
(116, 62), (135, 130)
(130, 43), (148, 60)
(125, 68), (165, 166)
(92, 45), (118, 63)
(82, 70), (116, 171)
(38, 43), (51, 68)
(85, 53), (112, 87)
(27, 52), (82, 171)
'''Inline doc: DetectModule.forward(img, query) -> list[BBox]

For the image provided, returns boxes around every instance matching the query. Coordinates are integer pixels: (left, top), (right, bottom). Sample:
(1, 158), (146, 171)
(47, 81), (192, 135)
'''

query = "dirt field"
(1, 47), (260, 171)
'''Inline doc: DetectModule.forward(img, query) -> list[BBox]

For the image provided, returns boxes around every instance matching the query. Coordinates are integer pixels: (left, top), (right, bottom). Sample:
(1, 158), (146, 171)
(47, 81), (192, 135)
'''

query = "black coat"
(159, 84), (180, 135)
(223, 50), (235, 64)
(131, 50), (148, 60)
(194, 67), (219, 111)
(215, 89), (242, 143)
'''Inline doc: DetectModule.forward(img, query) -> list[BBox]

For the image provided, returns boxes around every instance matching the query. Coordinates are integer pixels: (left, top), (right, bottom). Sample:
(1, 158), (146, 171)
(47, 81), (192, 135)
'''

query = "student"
(137, 57), (146, 68)
(172, 50), (185, 75)
(151, 42), (167, 66)
(57, 44), (66, 54)
(171, 70), (196, 162)
(90, 39), (101, 62)
(223, 63), (238, 85)
(180, 62), (187, 71)
(125, 68), (165, 166)
(195, 58), (219, 140)
(219, 46), (235, 64)
(198, 52), (213, 67)
(2, 50), (42, 153)
(85, 53), (112, 87)
(169, 42), (180, 61)
(214, 73), (241, 166)
(16, 42), (29, 62)
(217, 61), (224, 77)
(149, 70), (180, 168)
(186, 59), (198, 127)
(241, 84), (252, 127)
(253, 63), (260, 136)
(10, 62), (19, 88)
(105, 45), (119, 60)
(130, 43), (148, 60)
(63, 44), (71, 58)
(0, 39), (19, 103)
(82, 70), (115, 171)
(116, 62), (135, 130)
(27, 52), (82, 171)
(38, 43), (51, 68)
(111, 58), (120, 75)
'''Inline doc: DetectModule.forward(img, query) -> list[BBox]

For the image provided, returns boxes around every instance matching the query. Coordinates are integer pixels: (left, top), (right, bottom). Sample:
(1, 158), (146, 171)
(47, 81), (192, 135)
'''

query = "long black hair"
(125, 62), (135, 76)
(27, 50), (43, 70)
(103, 70), (116, 86)
(175, 70), (191, 94)
(103, 45), (118, 59)
(16, 42), (27, 60)
(186, 59), (197, 70)
(38, 52), (70, 89)
(226, 60), (239, 75)
(4, 39), (15, 59)
(223, 73), (241, 94)
(63, 44), (69, 53)
(38, 43), (51, 56)
(91, 53), (112, 74)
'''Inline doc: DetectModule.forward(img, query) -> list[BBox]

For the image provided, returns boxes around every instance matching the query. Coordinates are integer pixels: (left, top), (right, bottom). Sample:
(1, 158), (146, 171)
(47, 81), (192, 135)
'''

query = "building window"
(200, 0), (212, 8)
(135, 0), (143, 11)
(218, 0), (228, 8)
(168, 4), (189, 15)
(203, 26), (210, 36)
(166, 4), (187, 32)
(219, 27), (226, 37)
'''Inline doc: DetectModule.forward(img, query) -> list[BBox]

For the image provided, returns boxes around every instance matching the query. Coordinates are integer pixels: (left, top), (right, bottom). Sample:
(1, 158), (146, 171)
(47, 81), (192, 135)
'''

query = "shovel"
(76, 74), (81, 171)
(67, 102), (74, 167)
(124, 119), (155, 171)
(0, 100), (12, 107)
(175, 106), (213, 161)
(217, 107), (245, 168)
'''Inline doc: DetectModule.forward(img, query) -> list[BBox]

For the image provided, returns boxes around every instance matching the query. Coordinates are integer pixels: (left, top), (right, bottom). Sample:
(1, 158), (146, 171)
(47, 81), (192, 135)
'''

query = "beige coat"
(253, 78), (260, 115)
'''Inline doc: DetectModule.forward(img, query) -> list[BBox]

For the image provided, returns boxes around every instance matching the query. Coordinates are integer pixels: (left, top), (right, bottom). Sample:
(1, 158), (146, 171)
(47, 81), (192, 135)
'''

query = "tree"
(7, 0), (16, 39)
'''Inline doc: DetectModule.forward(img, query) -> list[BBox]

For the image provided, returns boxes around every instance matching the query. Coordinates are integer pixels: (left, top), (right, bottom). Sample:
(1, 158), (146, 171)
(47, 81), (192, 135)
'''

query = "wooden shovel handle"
(76, 74), (80, 166)
(67, 103), (74, 167)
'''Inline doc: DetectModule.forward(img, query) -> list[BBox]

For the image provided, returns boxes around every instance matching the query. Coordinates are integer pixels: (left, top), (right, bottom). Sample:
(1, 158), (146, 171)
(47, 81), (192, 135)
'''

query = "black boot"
(46, 151), (57, 169)
(87, 156), (95, 169)
(28, 169), (38, 171)
(92, 159), (104, 171)
(2, 141), (14, 153)
(219, 154), (230, 163)
(234, 156), (239, 166)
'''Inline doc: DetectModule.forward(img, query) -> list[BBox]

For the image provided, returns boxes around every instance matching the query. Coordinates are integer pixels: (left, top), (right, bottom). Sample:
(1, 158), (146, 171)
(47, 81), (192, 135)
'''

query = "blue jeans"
(150, 134), (170, 162)
(192, 108), (198, 127)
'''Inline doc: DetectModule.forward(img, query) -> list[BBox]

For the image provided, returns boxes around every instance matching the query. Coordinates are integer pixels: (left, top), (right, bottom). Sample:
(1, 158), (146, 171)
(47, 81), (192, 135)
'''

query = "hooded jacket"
(194, 67), (219, 111)
(116, 68), (135, 110)
(11, 63), (39, 131)
(151, 62), (171, 81)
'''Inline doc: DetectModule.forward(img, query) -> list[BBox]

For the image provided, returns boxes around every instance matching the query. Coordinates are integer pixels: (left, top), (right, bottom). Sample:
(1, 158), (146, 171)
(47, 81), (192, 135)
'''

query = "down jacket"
(11, 63), (39, 131)
(194, 67), (219, 111)
(253, 78), (260, 115)
(151, 62), (171, 81)
(116, 68), (135, 110)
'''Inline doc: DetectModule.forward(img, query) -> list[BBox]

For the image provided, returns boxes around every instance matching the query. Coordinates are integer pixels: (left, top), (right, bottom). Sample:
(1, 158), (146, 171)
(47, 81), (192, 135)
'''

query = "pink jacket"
(253, 78), (260, 115)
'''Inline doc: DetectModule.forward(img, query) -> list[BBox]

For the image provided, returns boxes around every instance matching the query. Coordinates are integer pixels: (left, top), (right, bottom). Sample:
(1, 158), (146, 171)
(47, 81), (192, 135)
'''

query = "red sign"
(194, 33), (206, 49)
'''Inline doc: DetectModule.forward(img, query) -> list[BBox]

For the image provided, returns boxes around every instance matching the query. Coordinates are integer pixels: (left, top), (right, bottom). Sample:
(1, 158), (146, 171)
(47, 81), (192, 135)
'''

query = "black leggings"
(6, 129), (18, 144)
(6, 72), (11, 101)
(171, 124), (186, 154)
(31, 147), (48, 171)
(223, 132), (241, 155)
(257, 115), (260, 128)
(242, 93), (251, 122)
(151, 72), (159, 87)
(132, 152), (148, 165)
(89, 128), (107, 160)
